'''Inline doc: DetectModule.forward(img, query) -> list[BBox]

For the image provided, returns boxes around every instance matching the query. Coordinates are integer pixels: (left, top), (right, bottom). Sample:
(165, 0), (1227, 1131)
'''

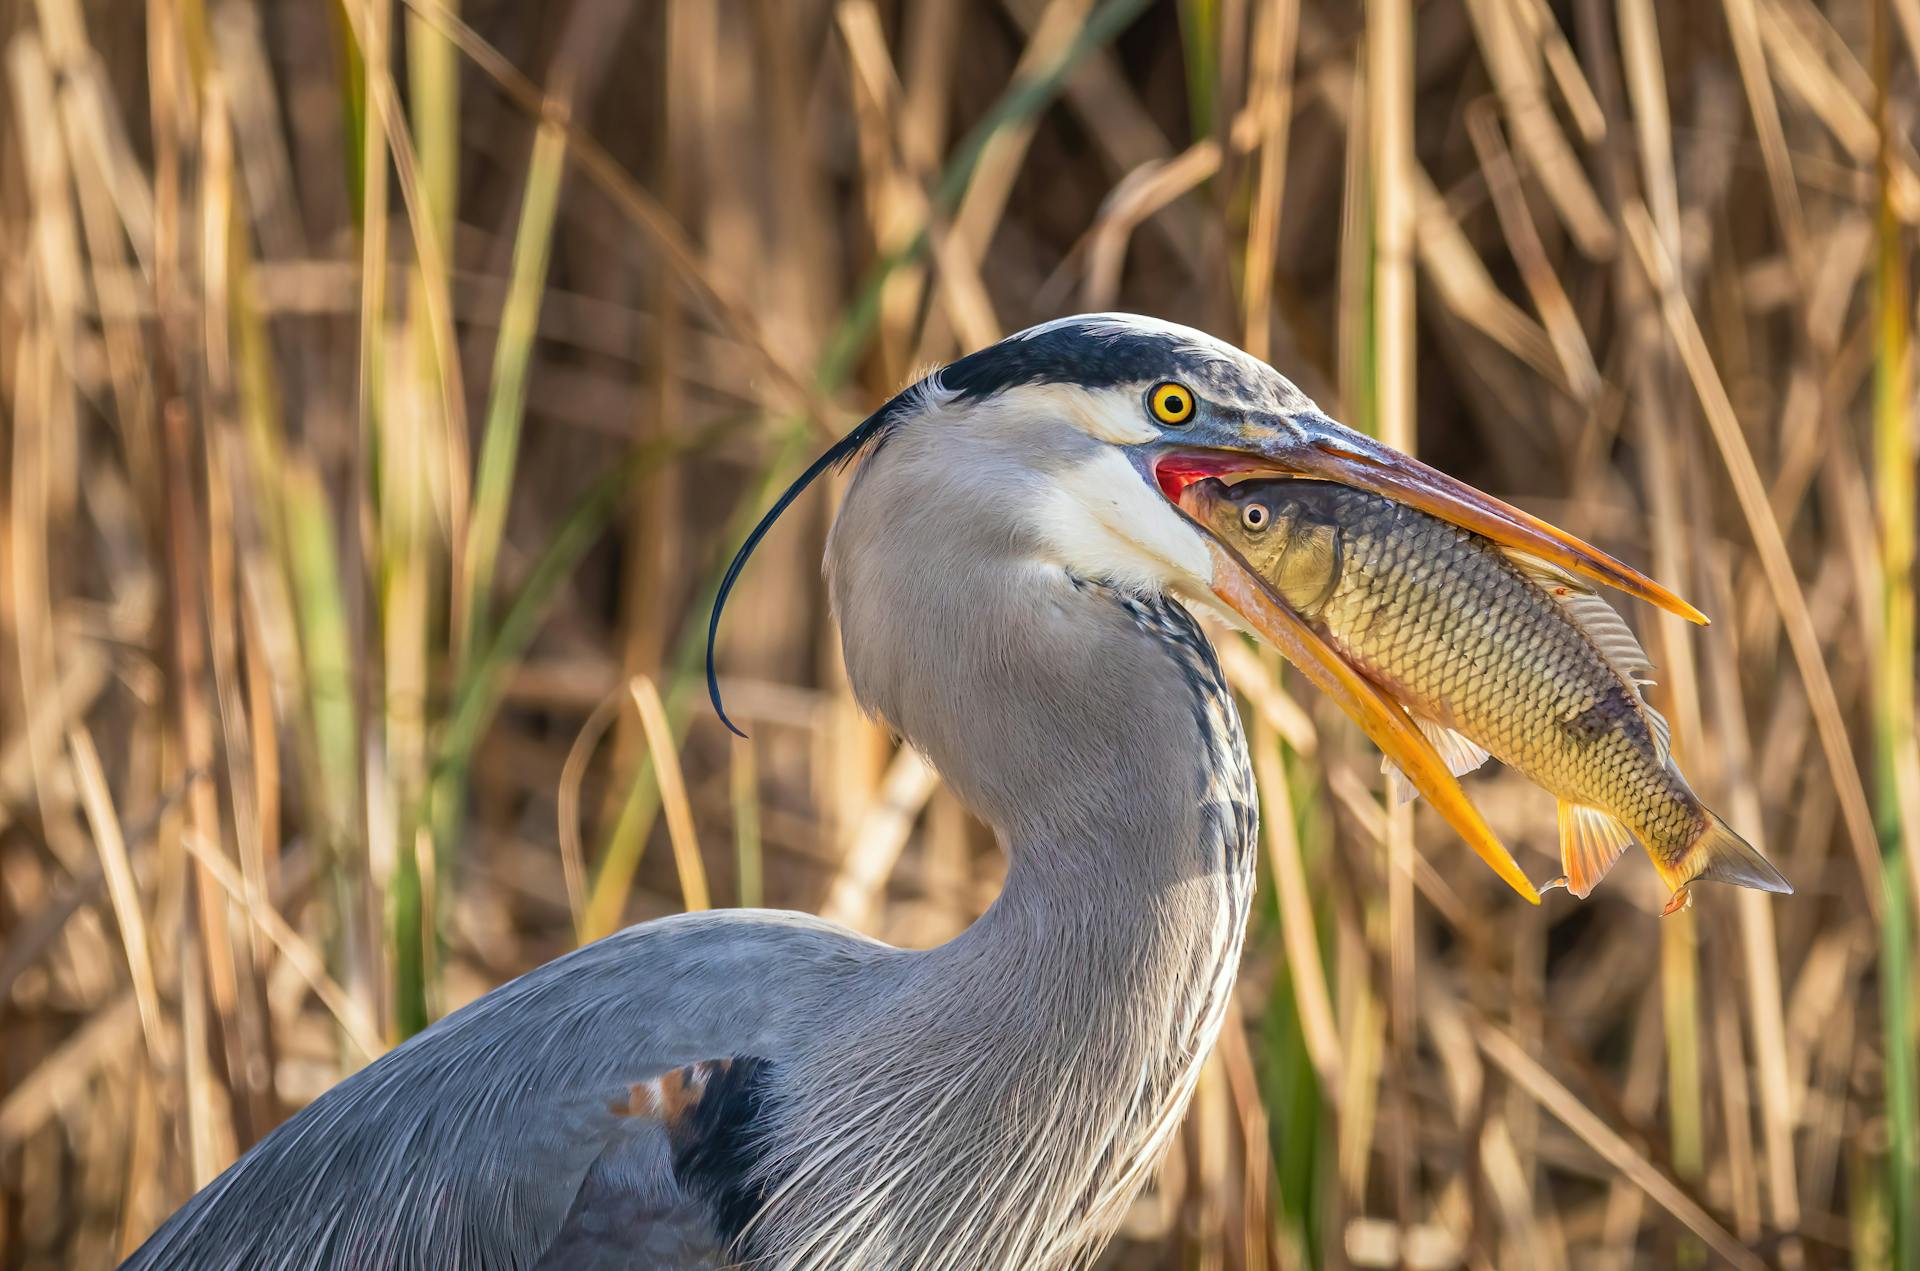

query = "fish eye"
(1148, 382), (1195, 426)
(1240, 502), (1270, 532)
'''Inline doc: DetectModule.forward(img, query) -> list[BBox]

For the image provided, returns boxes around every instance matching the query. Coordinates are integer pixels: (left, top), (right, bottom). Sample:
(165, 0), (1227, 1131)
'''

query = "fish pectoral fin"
(1555, 801), (1637, 899)
(1382, 717), (1493, 806)
(1382, 764), (1420, 808)
(1505, 549), (1675, 763)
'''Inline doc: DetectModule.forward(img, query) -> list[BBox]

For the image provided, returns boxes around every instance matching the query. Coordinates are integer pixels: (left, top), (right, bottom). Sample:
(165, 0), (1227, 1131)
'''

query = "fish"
(1180, 476), (1792, 913)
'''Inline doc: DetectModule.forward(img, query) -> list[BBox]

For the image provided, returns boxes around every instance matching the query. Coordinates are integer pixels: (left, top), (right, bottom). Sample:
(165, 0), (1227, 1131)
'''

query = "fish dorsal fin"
(1504, 548), (1674, 763)
(1554, 801), (1637, 898)
(1383, 715), (1494, 806)
(1642, 696), (1673, 765)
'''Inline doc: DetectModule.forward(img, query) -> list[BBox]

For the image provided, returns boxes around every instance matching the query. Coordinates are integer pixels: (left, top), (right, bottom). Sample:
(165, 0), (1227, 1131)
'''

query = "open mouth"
(1151, 449), (1276, 504)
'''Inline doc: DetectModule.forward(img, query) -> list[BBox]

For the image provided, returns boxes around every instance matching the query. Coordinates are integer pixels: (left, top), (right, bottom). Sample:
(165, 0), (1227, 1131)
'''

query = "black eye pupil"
(1244, 506), (1266, 529)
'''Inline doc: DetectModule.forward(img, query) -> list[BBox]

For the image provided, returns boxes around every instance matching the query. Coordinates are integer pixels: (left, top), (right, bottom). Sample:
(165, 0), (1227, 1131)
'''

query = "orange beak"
(1156, 420), (1706, 626)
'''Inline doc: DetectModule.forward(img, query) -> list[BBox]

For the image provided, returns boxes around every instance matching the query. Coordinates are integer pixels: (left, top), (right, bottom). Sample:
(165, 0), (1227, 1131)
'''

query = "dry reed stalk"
(394, 1), (834, 428)
(729, 738), (764, 911)
(1477, 1023), (1767, 1271)
(177, 832), (384, 1063)
(627, 675), (709, 916)
(1702, 560), (1805, 1258)
(1461, 0), (1613, 258)
(1366, 0), (1419, 1242)
(1612, 4), (1710, 1209)
(65, 725), (163, 1060)
(1218, 639), (1320, 756)
(558, 688), (624, 936)
(1253, 713), (1341, 1089)
(1870, 1), (1919, 1255)
(1241, 0), (1299, 362)
(1463, 103), (1601, 401)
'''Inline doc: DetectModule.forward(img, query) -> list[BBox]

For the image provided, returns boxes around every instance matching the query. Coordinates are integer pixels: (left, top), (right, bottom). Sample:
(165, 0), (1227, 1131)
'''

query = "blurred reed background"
(0, 0), (1916, 1266)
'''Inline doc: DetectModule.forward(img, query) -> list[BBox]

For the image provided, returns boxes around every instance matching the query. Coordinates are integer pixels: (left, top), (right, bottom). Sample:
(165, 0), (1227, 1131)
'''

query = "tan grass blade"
(628, 675), (710, 916)
(558, 689), (623, 939)
(66, 725), (164, 1061)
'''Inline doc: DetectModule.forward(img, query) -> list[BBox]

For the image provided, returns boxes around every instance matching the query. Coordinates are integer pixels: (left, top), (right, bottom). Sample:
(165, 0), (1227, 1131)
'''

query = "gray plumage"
(123, 314), (1344, 1270)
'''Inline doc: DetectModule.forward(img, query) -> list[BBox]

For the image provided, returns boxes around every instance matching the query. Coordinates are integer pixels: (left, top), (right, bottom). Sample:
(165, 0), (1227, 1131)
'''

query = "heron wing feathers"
(118, 911), (874, 1270)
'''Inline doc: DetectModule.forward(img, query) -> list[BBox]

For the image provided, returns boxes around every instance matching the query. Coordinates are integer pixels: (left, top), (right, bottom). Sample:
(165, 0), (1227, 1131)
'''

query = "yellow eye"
(1149, 382), (1195, 426)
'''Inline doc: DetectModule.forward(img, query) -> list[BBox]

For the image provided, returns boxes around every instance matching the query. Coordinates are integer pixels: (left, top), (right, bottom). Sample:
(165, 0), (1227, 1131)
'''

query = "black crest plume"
(706, 409), (896, 737)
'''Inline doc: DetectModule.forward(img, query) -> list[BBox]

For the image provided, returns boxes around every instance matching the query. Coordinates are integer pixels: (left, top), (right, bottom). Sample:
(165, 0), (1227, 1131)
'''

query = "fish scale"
(1186, 478), (1793, 910)
(1313, 485), (1683, 833)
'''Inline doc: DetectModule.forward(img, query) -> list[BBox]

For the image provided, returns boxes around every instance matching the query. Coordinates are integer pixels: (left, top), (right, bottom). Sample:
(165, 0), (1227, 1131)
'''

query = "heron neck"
(787, 558), (1258, 1265)
(906, 588), (1257, 1262)
(936, 584), (1257, 1023)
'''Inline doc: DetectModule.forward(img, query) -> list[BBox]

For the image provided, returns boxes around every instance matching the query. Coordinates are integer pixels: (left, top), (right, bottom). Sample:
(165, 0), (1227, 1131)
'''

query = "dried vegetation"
(0, 0), (1916, 1267)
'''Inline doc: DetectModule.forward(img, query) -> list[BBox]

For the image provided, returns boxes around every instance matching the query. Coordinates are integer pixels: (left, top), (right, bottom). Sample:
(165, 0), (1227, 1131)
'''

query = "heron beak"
(1191, 527), (1541, 904)
(1158, 416), (1707, 625)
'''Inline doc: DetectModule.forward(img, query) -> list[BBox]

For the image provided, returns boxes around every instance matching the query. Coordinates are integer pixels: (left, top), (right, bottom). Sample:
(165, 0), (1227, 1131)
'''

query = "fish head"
(1176, 475), (1325, 595)
(1178, 476), (1304, 571)
(1180, 477), (1350, 619)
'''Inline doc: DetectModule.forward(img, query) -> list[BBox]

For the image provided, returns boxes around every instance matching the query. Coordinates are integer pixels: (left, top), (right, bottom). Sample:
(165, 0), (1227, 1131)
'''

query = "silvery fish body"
(1189, 478), (1790, 910)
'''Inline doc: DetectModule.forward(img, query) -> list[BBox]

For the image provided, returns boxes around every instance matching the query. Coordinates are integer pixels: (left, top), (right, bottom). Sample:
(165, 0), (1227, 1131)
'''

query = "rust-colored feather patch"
(610, 1057), (736, 1129)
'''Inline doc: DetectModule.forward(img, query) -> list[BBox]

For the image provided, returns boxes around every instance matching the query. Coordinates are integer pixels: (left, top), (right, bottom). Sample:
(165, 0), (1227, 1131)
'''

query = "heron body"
(125, 314), (1699, 1269)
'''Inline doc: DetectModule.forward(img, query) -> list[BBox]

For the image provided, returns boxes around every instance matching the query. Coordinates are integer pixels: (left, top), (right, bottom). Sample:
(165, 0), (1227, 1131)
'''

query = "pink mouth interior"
(1153, 452), (1266, 504)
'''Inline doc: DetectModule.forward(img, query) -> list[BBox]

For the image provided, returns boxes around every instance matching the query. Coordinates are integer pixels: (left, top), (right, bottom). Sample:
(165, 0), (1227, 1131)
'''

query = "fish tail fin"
(1555, 800), (1636, 899)
(1659, 809), (1793, 914)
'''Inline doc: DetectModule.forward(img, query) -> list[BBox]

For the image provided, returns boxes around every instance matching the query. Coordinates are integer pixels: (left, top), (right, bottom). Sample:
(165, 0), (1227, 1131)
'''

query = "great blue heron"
(124, 314), (1696, 1269)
